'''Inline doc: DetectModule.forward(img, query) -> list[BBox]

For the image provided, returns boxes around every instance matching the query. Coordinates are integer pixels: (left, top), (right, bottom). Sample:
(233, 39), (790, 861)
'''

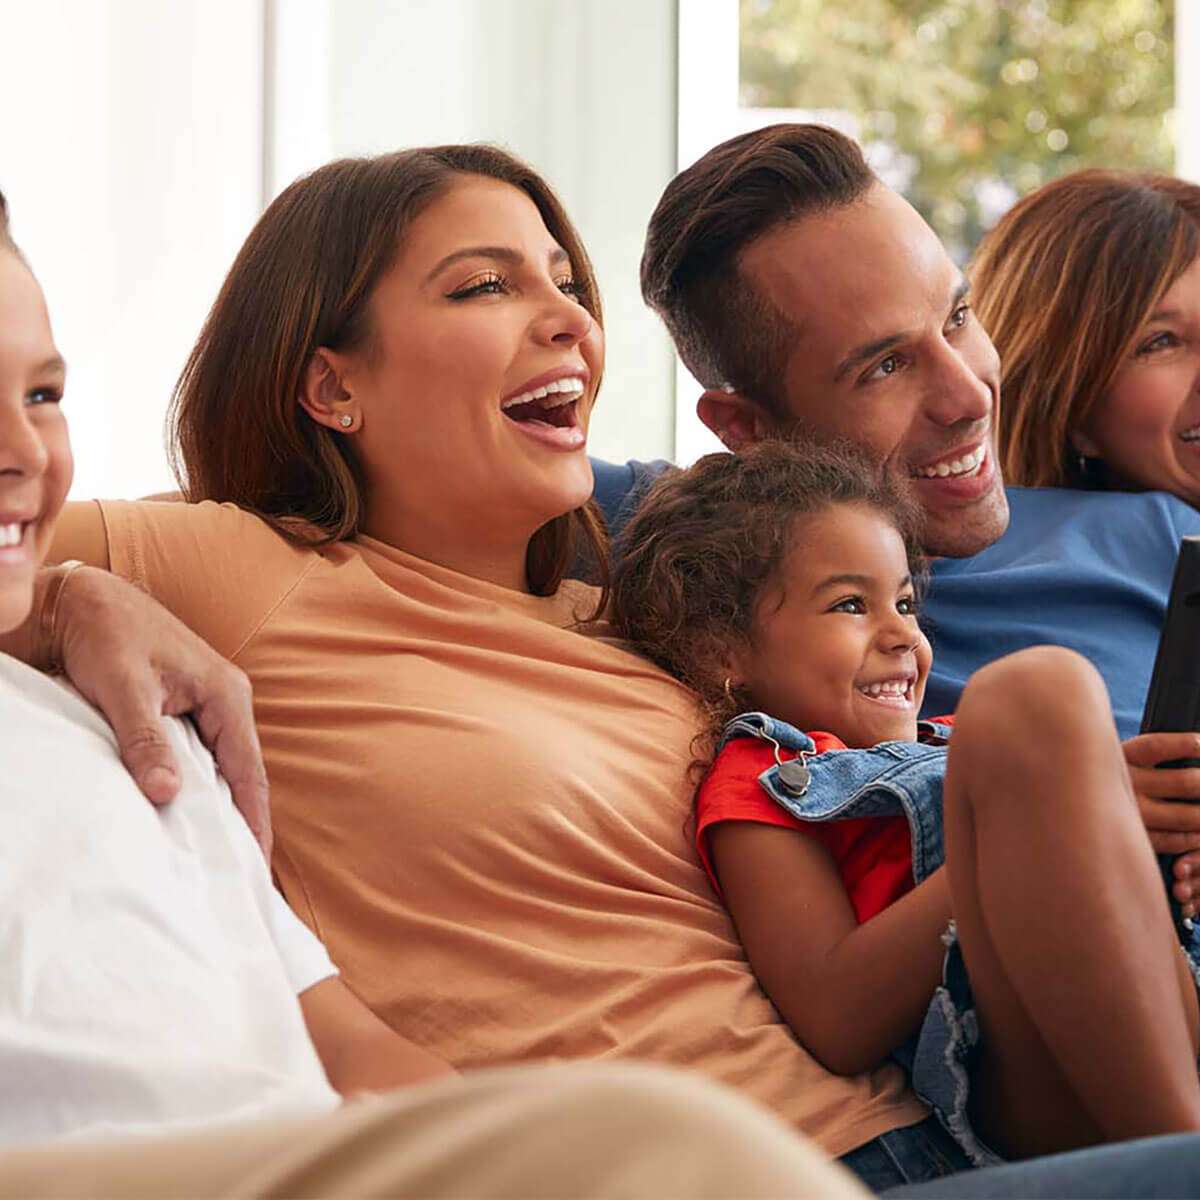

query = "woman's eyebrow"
(425, 245), (570, 282)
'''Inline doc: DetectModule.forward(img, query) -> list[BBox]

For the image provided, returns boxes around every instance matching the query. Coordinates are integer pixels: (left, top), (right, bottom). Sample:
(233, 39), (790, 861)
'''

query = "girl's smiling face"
(1076, 254), (1200, 505)
(729, 502), (932, 748)
(0, 249), (72, 632)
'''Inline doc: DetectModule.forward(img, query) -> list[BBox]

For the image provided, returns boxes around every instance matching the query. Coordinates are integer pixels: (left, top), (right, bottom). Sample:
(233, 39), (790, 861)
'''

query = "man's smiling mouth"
(910, 442), (986, 480)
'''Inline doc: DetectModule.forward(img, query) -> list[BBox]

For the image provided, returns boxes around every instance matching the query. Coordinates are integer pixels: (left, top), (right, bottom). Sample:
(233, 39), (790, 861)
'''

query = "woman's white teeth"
(859, 679), (909, 698)
(0, 523), (24, 548)
(913, 445), (985, 479)
(501, 377), (585, 410)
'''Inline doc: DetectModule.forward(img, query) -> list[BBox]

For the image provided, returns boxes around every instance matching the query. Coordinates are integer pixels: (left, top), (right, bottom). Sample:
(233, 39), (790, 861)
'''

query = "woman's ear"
(1067, 426), (1102, 459)
(696, 389), (776, 452)
(299, 348), (360, 433)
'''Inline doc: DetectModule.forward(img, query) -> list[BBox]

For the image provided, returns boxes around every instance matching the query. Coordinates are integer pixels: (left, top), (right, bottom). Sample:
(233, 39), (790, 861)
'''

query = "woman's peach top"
(91, 499), (926, 1156)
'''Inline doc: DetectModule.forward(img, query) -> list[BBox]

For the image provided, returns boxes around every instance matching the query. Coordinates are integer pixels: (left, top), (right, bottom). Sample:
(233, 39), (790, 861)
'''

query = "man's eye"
(865, 355), (903, 382)
(948, 303), (970, 330)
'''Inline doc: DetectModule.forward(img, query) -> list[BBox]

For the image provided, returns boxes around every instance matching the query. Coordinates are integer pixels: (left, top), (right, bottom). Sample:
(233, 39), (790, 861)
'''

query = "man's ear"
(299, 348), (357, 432)
(697, 389), (777, 451)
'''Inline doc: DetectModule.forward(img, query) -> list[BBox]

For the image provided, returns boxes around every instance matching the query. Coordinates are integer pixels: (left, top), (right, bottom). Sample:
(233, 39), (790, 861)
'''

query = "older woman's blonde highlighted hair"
(169, 144), (607, 602)
(972, 170), (1200, 488)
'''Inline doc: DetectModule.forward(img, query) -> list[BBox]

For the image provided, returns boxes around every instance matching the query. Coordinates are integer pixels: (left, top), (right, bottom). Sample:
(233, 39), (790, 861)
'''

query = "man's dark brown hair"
(640, 124), (874, 413)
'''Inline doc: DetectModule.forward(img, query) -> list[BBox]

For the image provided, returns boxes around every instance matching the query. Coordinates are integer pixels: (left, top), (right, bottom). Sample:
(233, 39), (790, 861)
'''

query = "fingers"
(188, 666), (273, 860)
(1137, 794), (1200, 832)
(1123, 731), (1200, 768)
(1131, 766), (1200, 804)
(93, 674), (182, 805)
(1173, 855), (1200, 918)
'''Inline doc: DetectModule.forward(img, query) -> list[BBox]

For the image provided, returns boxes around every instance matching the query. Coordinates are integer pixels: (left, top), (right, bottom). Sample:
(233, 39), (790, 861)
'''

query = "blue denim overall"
(721, 711), (1200, 1168)
(717, 711), (994, 1165)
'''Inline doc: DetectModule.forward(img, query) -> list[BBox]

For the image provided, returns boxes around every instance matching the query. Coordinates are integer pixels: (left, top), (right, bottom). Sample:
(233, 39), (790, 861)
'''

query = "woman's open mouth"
(500, 377), (587, 450)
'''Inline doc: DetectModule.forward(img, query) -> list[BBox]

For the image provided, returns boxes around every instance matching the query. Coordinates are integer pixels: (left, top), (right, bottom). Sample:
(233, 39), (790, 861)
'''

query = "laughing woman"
(48, 145), (938, 1169)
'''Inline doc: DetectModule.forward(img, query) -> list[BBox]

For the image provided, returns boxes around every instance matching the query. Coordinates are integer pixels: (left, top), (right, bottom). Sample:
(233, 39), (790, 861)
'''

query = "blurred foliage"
(740, 0), (1175, 258)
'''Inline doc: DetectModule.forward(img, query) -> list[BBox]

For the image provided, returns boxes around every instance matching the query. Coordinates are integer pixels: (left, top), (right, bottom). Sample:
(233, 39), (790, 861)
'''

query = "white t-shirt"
(0, 655), (340, 1148)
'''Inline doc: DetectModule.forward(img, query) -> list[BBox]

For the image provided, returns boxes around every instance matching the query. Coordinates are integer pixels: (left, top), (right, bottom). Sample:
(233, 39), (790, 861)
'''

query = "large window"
(739, 0), (1176, 260)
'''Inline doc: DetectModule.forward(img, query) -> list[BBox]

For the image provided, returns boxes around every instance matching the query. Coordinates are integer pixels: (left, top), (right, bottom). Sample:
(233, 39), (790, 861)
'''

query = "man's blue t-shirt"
(590, 457), (1200, 740)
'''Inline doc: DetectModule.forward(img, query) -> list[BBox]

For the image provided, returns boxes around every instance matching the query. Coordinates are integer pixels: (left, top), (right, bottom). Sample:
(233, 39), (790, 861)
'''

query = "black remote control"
(1140, 537), (1200, 948)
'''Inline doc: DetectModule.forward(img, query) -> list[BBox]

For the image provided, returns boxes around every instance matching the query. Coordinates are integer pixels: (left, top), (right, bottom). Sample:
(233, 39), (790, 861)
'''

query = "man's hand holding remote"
(1125, 731), (1200, 917)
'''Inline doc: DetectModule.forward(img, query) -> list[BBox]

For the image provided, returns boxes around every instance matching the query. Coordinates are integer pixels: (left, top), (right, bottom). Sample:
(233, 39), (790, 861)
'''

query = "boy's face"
(0, 250), (72, 632)
(729, 503), (932, 748)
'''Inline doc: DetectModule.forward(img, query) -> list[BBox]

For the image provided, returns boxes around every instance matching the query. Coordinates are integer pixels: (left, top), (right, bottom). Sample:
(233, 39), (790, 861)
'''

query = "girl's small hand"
(1123, 732), (1200, 916)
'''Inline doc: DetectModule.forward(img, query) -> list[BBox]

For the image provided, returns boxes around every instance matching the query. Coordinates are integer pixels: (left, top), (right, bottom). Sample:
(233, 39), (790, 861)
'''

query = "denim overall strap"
(716, 711), (816, 756)
(716, 712), (951, 884)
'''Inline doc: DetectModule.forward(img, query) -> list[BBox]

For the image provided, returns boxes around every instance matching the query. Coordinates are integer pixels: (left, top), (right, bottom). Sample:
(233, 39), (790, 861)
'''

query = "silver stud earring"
(339, 414), (353, 429)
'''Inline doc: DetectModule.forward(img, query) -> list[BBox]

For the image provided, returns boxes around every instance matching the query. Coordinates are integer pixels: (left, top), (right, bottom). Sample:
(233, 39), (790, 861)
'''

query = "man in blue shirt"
(594, 123), (1200, 1192)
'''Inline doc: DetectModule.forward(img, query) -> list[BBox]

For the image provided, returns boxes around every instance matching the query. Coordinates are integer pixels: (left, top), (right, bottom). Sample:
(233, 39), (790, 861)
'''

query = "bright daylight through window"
(740, 0), (1176, 260)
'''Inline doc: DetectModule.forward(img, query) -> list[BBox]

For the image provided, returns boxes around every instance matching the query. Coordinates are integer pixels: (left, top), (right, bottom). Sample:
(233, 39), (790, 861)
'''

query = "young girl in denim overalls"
(611, 438), (1200, 1172)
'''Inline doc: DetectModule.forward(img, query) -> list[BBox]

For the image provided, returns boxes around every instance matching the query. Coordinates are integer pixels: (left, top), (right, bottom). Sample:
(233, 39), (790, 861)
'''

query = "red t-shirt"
(696, 722), (951, 925)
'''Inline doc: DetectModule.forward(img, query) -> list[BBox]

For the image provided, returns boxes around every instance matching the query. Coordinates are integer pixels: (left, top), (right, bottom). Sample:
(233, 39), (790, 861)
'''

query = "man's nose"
(922, 342), (994, 429)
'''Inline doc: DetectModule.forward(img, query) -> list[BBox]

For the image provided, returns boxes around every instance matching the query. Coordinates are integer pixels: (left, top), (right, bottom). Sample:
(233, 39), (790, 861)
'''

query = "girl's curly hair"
(610, 437), (926, 771)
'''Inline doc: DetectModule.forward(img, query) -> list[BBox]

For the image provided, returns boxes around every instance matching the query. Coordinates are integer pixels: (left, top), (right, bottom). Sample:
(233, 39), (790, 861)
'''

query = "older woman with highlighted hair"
(972, 169), (1200, 505)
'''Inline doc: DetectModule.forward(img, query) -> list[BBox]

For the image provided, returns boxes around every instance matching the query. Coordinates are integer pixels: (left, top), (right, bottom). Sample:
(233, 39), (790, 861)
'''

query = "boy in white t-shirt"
(0, 204), (456, 1154)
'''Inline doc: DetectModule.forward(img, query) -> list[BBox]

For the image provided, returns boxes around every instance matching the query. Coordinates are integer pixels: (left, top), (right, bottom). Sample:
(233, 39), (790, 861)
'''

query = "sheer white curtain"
(3, 0), (683, 497)
(0, 0), (265, 499)
(269, 0), (680, 467)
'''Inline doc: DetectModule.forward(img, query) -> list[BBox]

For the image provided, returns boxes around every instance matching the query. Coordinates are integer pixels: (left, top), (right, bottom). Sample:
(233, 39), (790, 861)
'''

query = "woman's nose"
(534, 288), (594, 349)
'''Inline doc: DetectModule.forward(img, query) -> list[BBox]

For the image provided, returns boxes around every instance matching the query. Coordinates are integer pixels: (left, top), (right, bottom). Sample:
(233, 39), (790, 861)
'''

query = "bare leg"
(944, 646), (1200, 1159)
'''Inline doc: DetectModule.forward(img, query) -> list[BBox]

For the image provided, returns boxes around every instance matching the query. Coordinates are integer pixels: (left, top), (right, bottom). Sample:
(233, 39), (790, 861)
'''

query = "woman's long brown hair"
(972, 169), (1200, 488)
(169, 144), (607, 601)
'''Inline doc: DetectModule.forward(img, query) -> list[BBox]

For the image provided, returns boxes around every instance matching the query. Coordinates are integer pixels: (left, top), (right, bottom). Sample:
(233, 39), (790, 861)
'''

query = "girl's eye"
(864, 354), (904, 383)
(447, 273), (508, 300)
(831, 596), (867, 614)
(897, 594), (919, 616)
(27, 387), (62, 407)
(1136, 330), (1181, 356)
(947, 303), (970, 330)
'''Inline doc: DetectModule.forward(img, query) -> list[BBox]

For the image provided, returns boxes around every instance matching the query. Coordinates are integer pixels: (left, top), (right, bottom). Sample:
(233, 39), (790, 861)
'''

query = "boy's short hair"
(640, 124), (874, 413)
(610, 438), (924, 760)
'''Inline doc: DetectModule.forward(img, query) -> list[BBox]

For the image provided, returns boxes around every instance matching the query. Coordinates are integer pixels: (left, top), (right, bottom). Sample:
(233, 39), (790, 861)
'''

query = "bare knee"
(956, 646), (1112, 747)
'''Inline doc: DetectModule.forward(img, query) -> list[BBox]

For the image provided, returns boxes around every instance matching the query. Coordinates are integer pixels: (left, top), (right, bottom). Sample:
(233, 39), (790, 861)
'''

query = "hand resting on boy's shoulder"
(0, 560), (272, 857)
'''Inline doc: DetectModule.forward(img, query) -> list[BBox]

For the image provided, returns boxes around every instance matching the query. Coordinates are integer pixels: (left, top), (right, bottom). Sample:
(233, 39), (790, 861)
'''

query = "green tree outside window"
(740, 0), (1175, 259)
